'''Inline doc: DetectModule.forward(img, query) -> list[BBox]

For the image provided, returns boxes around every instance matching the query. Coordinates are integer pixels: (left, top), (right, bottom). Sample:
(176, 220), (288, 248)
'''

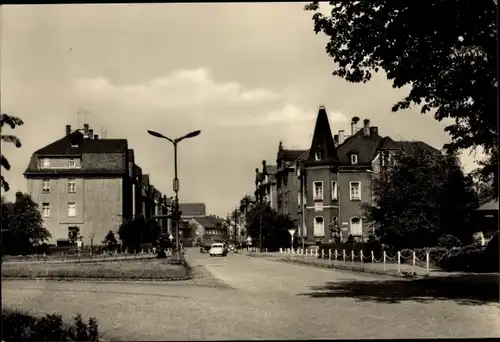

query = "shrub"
(438, 240), (497, 273)
(437, 234), (463, 248)
(1, 309), (99, 341)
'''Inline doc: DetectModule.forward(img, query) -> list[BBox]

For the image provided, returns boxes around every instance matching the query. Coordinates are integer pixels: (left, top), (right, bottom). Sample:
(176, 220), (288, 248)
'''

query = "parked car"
(209, 243), (228, 257)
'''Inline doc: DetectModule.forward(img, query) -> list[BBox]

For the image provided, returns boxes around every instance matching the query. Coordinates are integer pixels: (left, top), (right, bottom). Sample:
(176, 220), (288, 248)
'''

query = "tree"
(118, 215), (146, 252)
(363, 150), (478, 250)
(1, 192), (51, 255)
(245, 202), (294, 250)
(305, 1), (497, 199)
(1, 113), (24, 192)
(102, 230), (118, 250)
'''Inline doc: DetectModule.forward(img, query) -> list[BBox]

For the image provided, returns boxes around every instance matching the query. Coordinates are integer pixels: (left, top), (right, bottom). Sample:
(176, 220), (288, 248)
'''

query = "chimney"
(88, 129), (94, 139)
(363, 119), (370, 136)
(370, 126), (378, 136)
(338, 130), (345, 144)
(333, 134), (339, 144)
(83, 123), (89, 137)
(66, 125), (71, 136)
(94, 134), (99, 140)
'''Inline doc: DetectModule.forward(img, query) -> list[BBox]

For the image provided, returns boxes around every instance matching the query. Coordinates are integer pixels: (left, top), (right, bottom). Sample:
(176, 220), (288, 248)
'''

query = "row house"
(24, 123), (170, 246)
(275, 106), (439, 245)
(254, 161), (278, 211)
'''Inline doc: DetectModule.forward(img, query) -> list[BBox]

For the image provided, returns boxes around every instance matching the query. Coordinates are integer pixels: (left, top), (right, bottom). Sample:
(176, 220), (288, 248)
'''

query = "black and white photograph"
(1, 2), (498, 341)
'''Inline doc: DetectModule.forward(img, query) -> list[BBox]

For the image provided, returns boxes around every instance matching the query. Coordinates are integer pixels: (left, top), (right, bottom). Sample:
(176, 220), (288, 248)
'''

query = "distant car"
(228, 244), (236, 252)
(209, 243), (228, 257)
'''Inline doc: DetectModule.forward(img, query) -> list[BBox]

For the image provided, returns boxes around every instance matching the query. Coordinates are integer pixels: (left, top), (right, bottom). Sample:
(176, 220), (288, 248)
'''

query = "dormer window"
(351, 153), (358, 165)
(314, 151), (322, 161)
(69, 158), (76, 168)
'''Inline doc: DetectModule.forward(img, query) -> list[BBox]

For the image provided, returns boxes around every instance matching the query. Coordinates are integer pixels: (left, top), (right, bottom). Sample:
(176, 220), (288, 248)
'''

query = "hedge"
(1, 309), (100, 341)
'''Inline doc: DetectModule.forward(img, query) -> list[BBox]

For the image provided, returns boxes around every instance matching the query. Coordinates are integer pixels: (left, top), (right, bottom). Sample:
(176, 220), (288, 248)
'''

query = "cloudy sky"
(1, 4), (482, 216)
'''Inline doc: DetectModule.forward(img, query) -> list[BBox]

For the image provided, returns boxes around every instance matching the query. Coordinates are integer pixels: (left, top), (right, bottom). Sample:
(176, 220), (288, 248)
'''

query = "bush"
(437, 234), (463, 248)
(438, 239), (498, 273)
(1, 309), (99, 341)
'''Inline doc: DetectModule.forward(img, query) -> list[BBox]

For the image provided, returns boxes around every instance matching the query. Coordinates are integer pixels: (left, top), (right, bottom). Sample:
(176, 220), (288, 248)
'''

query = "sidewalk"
(247, 252), (456, 278)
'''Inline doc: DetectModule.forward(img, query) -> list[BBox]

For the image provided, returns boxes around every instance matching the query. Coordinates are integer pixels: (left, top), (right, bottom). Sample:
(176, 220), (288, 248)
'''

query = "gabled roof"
(179, 203), (206, 216)
(281, 149), (307, 161)
(476, 199), (499, 211)
(336, 128), (382, 164)
(396, 141), (440, 157)
(265, 165), (277, 175)
(35, 131), (127, 156)
(141, 174), (150, 186)
(192, 215), (223, 229)
(305, 106), (339, 164)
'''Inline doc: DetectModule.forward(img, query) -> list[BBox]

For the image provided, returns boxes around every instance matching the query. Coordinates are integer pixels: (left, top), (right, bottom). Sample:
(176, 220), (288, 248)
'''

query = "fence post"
(78, 251), (81, 263)
(360, 250), (364, 269)
(321, 249), (324, 260)
(371, 250), (374, 264)
(343, 250), (346, 262)
(426, 252), (430, 275)
(334, 250), (338, 265)
(315, 248), (318, 258)
(328, 249), (332, 265)
(43, 252), (46, 263)
(397, 251), (401, 273)
(383, 251), (387, 271)
(412, 251), (416, 273)
(351, 250), (354, 268)
(115, 249), (118, 261)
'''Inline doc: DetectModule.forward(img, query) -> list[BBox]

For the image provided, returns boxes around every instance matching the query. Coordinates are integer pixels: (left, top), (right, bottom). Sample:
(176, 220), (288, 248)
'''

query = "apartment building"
(254, 161), (278, 211)
(258, 106), (439, 245)
(24, 123), (168, 245)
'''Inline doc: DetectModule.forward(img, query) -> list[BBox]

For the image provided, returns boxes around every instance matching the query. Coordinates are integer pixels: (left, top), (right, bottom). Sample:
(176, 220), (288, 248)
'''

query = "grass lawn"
(1, 259), (188, 280)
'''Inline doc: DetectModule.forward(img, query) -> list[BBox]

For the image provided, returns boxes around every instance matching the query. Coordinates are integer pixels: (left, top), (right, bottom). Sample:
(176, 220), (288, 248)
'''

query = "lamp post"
(147, 129), (201, 256)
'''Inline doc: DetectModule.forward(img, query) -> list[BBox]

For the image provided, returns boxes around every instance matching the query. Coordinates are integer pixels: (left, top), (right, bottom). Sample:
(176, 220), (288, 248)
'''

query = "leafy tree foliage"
(363, 151), (478, 250)
(1, 192), (51, 256)
(305, 1), (497, 199)
(102, 230), (118, 250)
(245, 202), (294, 250)
(118, 215), (160, 253)
(1, 113), (24, 192)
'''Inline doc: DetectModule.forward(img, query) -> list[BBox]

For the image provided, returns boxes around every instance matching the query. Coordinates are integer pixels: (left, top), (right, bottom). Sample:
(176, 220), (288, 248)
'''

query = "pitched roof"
(281, 149), (307, 161)
(305, 106), (339, 164)
(476, 200), (499, 211)
(265, 165), (277, 175)
(35, 131), (128, 156)
(141, 174), (150, 186)
(396, 141), (440, 157)
(336, 128), (383, 164)
(192, 215), (222, 228)
(179, 203), (206, 216)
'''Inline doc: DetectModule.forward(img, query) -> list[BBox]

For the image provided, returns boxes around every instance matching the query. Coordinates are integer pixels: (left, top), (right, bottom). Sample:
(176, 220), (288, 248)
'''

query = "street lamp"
(147, 129), (201, 256)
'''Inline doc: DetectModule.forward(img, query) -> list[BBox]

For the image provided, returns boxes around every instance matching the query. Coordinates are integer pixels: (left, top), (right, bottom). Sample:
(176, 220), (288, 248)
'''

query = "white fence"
(276, 247), (432, 275)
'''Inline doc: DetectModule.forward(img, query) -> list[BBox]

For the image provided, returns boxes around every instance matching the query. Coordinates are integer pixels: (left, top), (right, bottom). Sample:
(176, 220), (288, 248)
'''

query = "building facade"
(254, 161), (278, 212)
(24, 123), (167, 246)
(257, 106), (439, 246)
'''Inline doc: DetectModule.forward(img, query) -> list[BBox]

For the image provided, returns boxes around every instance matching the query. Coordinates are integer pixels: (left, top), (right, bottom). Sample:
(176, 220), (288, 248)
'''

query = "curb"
(248, 254), (418, 279)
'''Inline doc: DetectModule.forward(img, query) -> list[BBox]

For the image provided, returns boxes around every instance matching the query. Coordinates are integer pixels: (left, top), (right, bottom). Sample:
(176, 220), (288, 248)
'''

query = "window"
(42, 158), (50, 168)
(68, 202), (76, 217)
(350, 181), (361, 200)
(314, 151), (322, 161)
(313, 181), (323, 200)
(331, 181), (338, 200)
(68, 179), (76, 193)
(42, 179), (50, 192)
(350, 217), (363, 236)
(351, 154), (358, 165)
(69, 158), (76, 168)
(42, 203), (50, 217)
(313, 216), (325, 237)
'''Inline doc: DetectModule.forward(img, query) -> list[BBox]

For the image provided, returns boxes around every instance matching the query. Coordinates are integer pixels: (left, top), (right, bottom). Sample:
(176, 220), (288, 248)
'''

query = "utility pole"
(259, 210), (262, 252)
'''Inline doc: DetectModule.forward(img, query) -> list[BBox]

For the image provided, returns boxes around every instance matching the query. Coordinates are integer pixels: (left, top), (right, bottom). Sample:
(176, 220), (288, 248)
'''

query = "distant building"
(189, 215), (226, 239)
(179, 203), (206, 219)
(254, 161), (278, 212)
(24, 123), (167, 246)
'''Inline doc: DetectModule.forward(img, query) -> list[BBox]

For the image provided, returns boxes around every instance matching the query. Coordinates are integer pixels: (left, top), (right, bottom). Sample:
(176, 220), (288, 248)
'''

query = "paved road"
(2, 249), (499, 340)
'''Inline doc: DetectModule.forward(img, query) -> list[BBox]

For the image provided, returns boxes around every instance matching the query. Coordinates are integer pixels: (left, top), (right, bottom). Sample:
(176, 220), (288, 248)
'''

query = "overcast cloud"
(0, 4), (482, 216)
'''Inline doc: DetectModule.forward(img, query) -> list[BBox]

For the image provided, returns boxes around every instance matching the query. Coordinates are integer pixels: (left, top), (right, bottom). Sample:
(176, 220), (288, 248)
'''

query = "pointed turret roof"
(305, 106), (339, 164)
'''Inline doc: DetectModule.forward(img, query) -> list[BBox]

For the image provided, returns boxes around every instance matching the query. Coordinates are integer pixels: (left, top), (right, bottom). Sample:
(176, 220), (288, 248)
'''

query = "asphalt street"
(2, 248), (499, 340)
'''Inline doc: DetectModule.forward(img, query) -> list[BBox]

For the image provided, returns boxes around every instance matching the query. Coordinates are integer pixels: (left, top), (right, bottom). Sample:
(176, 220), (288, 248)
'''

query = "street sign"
(288, 229), (296, 237)
(168, 234), (174, 241)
